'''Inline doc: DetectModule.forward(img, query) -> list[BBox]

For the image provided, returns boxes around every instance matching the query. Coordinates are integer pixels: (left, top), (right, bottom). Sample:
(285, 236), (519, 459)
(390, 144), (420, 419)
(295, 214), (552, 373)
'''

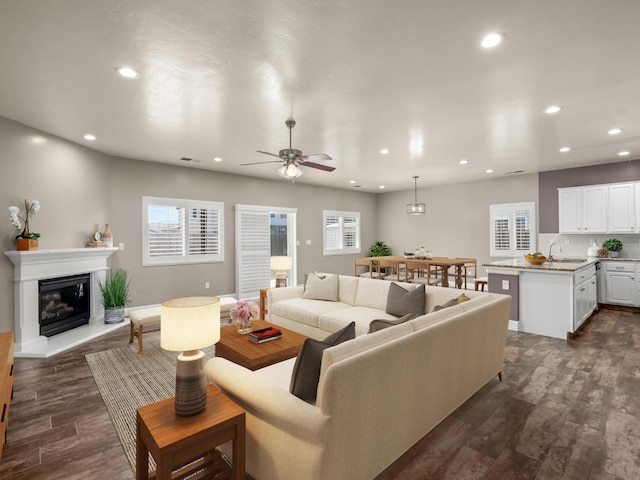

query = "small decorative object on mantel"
(102, 223), (113, 247)
(230, 300), (259, 334)
(87, 230), (106, 248)
(8, 199), (41, 251)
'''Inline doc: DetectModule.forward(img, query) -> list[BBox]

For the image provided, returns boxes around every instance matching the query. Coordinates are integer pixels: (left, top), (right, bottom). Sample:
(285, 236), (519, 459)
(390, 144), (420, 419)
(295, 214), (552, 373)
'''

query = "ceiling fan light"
(277, 163), (303, 180)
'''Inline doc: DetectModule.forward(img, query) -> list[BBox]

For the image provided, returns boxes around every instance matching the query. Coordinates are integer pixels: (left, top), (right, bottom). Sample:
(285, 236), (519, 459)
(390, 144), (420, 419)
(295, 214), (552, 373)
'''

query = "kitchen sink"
(550, 258), (587, 263)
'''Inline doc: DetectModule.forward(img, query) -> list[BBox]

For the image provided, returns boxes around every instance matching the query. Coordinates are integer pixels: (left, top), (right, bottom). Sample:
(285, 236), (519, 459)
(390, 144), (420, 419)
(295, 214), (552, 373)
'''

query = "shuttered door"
(235, 206), (271, 300)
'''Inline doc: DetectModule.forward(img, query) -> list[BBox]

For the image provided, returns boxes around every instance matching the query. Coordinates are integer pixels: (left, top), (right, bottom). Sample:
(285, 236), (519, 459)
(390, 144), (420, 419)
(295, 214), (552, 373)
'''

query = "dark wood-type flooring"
(1, 307), (639, 479)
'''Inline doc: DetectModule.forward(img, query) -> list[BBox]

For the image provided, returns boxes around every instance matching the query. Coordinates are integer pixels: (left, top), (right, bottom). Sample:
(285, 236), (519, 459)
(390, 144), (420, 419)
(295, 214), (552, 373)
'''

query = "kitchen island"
(483, 257), (598, 339)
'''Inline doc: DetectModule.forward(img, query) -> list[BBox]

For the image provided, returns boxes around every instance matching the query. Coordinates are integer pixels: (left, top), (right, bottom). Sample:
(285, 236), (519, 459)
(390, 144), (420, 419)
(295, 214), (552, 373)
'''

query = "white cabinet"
(573, 266), (597, 331)
(605, 262), (636, 306)
(558, 186), (607, 234)
(608, 183), (635, 233)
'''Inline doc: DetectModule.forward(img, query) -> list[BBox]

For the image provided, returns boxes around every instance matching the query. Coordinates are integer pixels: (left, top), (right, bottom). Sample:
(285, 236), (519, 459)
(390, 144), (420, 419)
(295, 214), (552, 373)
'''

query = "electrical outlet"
(205, 282), (210, 289)
(306, 240), (312, 245)
(502, 280), (509, 290)
(564, 238), (570, 245)
(118, 242), (125, 250)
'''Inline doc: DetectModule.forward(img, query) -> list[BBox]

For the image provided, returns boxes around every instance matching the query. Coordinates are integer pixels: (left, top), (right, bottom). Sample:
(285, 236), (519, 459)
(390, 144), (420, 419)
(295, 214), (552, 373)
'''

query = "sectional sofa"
(205, 274), (512, 479)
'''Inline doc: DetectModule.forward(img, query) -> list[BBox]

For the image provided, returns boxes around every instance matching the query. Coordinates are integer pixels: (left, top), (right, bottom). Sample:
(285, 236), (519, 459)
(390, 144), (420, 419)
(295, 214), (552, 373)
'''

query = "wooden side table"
(259, 287), (269, 320)
(136, 385), (246, 480)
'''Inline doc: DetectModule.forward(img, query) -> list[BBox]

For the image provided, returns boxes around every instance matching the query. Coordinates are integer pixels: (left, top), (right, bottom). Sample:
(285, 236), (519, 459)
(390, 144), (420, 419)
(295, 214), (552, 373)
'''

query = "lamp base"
(275, 272), (288, 288)
(174, 350), (207, 416)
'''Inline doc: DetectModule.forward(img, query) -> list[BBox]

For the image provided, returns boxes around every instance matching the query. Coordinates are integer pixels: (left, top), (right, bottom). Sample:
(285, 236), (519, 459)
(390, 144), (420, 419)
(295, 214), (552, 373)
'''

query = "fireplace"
(39, 274), (91, 337)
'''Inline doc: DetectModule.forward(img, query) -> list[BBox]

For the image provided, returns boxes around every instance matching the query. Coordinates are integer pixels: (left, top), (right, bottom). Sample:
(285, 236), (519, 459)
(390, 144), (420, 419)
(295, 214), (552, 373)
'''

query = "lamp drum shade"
(161, 296), (220, 352)
(270, 256), (292, 271)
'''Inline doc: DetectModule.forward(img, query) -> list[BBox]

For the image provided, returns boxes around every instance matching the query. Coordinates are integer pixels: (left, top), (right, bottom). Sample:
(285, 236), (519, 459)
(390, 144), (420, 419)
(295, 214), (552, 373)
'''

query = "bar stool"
(474, 277), (488, 291)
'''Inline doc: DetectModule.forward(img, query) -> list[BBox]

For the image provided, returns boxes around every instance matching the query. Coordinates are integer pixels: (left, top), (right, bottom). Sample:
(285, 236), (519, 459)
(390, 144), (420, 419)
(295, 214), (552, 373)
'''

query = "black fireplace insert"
(39, 274), (90, 337)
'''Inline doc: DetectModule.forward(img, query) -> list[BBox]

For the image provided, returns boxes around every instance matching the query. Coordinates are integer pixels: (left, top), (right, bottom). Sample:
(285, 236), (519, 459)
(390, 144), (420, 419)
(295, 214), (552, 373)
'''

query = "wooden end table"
(215, 319), (307, 370)
(136, 385), (245, 480)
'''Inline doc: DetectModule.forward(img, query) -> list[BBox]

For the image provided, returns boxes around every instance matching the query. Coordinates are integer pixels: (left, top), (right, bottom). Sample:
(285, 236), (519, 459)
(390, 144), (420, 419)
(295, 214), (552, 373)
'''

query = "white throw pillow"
(303, 272), (339, 301)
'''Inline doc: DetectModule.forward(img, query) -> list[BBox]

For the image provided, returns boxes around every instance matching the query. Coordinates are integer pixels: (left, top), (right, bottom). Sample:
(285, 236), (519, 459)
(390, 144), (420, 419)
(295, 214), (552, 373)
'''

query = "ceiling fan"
(241, 118), (335, 181)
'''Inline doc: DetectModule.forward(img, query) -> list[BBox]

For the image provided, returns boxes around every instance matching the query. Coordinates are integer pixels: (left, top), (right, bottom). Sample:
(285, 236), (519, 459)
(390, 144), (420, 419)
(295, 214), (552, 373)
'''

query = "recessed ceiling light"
(559, 147), (571, 153)
(116, 66), (140, 79)
(545, 105), (562, 114)
(608, 128), (623, 135)
(618, 151), (630, 156)
(379, 186), (385, 189)
(486, 169), (494, 174)
(213, 157), (222, 162)
(480, 33), (504, 49)
(379, 148), (389, 155)
(83, 134), (96, 141)
(349, 180), (356, 184)
(459, 159), (468, 165)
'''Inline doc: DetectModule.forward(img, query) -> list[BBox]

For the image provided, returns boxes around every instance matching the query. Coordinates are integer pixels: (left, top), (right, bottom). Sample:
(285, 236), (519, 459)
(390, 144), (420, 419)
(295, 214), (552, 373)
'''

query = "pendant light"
(407, 176), (426, 215)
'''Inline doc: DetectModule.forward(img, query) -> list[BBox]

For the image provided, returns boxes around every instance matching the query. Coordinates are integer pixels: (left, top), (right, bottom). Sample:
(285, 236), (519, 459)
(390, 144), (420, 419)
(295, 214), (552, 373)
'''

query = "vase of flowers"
(9, 199), (41, 251)
(230, 300), (259, 334)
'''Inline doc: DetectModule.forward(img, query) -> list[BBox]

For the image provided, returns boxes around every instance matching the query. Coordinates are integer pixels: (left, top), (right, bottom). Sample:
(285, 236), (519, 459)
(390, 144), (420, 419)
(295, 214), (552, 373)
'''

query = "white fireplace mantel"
(4, 247), (121, 357)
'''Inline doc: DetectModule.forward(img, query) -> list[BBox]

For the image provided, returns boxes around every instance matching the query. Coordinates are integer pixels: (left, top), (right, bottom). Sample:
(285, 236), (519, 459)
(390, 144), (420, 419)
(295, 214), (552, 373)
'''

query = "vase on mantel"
(103, 224), (113, 248)
(16, 238), (38, 251)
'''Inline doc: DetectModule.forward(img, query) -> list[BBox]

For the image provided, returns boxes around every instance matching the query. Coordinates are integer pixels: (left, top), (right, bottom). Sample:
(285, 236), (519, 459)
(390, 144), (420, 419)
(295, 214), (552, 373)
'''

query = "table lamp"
(271, 256), (292, 287)
(161, 296), (220, 416)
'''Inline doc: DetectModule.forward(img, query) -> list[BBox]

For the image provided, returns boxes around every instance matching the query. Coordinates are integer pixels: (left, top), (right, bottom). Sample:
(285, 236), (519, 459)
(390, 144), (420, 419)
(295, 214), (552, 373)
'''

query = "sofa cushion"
(303, 272), (339, 301)
(385, 282), (426, 317)
(431, 293), (470, 312)
(338, 275), (359, 306)
(319, 306), (397, 337)
(368, 313), (417, 333)
(409, 304), (465, 331)
(290, 322), (356, 401)
(271, 298), (351, 328)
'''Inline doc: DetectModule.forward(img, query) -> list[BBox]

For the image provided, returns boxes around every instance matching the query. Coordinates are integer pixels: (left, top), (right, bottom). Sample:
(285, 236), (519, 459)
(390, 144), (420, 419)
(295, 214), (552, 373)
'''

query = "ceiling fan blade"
(300, 161), (336, 172)
(298, 153), (332, 162)
(240, 160), (284, 166)
(257, 150), (283, 159)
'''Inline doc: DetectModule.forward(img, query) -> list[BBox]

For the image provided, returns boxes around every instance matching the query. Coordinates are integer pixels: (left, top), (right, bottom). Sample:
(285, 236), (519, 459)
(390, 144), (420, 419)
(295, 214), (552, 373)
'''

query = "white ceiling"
(1, 1), (640, 193)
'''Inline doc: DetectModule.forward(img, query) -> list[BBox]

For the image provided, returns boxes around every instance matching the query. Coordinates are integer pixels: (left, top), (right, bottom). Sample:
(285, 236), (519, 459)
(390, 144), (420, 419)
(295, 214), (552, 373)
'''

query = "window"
(323, 210), (361, 256)
(489, 202), (536, 257)
(143, 196), (224, 266)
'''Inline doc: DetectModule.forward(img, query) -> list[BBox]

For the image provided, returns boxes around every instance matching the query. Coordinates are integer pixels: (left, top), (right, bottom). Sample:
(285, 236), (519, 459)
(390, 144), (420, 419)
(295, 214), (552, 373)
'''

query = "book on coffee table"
(249, 327), (282, 343)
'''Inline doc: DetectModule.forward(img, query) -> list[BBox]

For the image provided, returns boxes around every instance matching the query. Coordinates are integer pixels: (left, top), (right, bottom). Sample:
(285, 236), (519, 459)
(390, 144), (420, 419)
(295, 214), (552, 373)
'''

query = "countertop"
(483, 256), (640, 272)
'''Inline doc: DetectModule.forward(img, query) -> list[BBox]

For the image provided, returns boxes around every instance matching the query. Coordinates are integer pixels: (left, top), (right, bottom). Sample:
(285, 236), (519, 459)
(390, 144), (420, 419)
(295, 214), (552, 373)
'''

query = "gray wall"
(0, 117), (377, 333)
(539, 159), (640, 233)
(376, 174), (540, 274)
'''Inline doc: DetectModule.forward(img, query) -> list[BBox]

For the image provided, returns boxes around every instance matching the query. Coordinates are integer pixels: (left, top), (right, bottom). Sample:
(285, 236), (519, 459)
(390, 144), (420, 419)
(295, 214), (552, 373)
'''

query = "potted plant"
(99, 269), (130, 324)
(367, 240), (391, 257)
(8, 199), (41, 251)
(602, 238), (623, 258)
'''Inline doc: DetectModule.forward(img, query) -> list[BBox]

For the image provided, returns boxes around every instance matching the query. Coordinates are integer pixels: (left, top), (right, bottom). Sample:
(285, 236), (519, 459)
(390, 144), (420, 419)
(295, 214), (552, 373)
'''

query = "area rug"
(86, 341), (216, 474)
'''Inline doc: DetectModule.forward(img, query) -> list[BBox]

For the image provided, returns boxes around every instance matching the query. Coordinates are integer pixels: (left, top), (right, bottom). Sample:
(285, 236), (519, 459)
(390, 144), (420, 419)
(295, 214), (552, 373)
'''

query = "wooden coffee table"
(215, 320), (307, 370)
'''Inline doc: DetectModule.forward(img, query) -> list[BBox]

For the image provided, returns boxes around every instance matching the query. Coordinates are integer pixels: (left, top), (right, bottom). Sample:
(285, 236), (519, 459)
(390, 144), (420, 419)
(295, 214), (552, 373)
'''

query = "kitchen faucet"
(548, 242), (560, 262)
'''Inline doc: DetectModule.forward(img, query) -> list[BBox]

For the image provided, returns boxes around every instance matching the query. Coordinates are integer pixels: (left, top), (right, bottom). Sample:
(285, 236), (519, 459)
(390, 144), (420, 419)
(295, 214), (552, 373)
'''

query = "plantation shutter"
(148, 205), (185, 257)
(188, 207), (220, 255)
(490, 202), (536, 257)
(235, 205), (271, 300)
(323, 210), (361, 255)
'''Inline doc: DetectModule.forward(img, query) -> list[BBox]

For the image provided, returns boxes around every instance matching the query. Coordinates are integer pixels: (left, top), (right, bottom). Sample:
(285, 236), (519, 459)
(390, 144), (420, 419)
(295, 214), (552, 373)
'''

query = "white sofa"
(267, 274), (493, 338)
(205, 276), (512, 480)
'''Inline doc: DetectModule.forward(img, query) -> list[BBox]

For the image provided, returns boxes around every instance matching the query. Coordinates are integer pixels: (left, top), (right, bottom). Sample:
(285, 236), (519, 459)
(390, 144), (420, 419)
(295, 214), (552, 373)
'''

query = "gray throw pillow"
(385, 282), (425, 317)
(289, 322), (356, 401)
(368, 313), (417, 333)
(431, 293), (471, 312)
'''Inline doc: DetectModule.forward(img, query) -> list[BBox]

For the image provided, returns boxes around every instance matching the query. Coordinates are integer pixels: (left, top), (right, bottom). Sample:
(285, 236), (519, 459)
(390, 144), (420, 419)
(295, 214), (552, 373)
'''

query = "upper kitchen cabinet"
(558, 185), (607, 234)
(608, 183), (636, 233)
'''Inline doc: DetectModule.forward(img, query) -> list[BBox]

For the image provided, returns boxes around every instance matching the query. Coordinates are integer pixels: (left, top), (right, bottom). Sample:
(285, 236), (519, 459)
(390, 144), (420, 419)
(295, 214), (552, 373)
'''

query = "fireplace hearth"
(39, 274), (91, 337)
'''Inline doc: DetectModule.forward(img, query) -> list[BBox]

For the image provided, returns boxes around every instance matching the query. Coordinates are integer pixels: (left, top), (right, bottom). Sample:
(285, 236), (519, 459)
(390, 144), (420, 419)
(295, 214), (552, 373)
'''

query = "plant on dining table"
(8, 199), (41, 239)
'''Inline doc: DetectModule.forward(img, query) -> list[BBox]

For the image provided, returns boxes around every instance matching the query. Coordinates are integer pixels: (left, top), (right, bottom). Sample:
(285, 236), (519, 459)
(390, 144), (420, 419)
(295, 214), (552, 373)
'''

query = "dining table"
(355, 256), (477, 289)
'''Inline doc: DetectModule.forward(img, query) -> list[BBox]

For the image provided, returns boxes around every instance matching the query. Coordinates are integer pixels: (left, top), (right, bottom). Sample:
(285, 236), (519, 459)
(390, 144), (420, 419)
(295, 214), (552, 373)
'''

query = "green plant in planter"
(602, 238), (623, 252)
(367, 241), (391, 257)
(99, 269), (130, 324)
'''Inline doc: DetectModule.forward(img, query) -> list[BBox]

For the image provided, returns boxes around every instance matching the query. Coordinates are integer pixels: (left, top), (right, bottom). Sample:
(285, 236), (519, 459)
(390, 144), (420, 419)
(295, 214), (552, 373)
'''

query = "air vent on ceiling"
(505, 170), (524, 175)
(180, 157), (202, 163)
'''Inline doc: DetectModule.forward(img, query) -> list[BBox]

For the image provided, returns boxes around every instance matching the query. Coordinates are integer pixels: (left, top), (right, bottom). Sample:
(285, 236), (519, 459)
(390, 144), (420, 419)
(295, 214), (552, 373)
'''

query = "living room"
(2, 2), (640, 479)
